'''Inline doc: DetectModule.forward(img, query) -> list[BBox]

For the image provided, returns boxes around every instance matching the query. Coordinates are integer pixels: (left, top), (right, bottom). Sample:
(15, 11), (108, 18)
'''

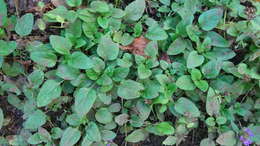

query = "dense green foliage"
(0, 0), (260, 145)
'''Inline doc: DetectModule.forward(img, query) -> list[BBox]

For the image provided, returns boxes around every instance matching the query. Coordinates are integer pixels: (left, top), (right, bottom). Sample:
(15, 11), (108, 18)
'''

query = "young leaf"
(117, 80), (144, 99)
(68, 51), (93, 69)
(187, 51), (205, 69)
(0, 40), (17, 56)
(74, 88), (97, 117)
(66, 0), (82, 7)
(194, 80), (209, 92)
(198, 8), (223, 31)
(60, 127), (81, 146)
(15, 13), (34, 36)
(176, 75), (196, 90)
(49, 35), (72, 55)
(138, 64), (152, 79)
(97, 35), (119, 60)
(37, 80), (62, 107)
(124, 0), (146, 22)
(163, 136), (177, 145)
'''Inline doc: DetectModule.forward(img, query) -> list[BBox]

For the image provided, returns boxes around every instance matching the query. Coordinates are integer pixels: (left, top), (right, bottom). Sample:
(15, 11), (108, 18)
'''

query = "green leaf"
(202, 59), (222, 79)
(138, 64), (152, 79)
(28, 70), (44, 89)
(191, 68), (202, 81)
(90, 1), (109, 13)
(24, 110), (46, 130)
(30, 51), (57, 67)
(49, 35), (72, 55)
(74, 88), (97, 117)
(0, 40), (17, 56)
(174, 97), (200, 117)
(85, 122), (101, 142)
(176, 75), (196, 90)
(101, 130), (117, 141)
(155, 122), (175, 135)
(145, 24), (168, 41)
(0, 108), (3, 130)
(124, 0), (146, 22)
(200, 138), (216, 146)
(37, 80), (62, 107)
(163, 136), (177, 145)
(206, 31), (229, 47)
(194, 80), (209, 92)
(97, 16), (109, 29)
(125, 129), (148, 143)
(66, 0), (82, 7)
(0, 0), (7, 26)
(56, 64), (80, 80)
(198, 8), (223, 31)
(97, 35), (119, 60)
(206, 88), (220, 116)
(216, 131), (236, 146)
(187, 51), (204, 69)
(68, 51), (93, 69)
(15, 13), (34, 36)
(95, 108), (113, 124)
(60, 127), (81, 146)
(167, 38), (186, 55)
(205, 117), (215, 126)
(144, 41), (158, 58)
(117, 80), (144, 99)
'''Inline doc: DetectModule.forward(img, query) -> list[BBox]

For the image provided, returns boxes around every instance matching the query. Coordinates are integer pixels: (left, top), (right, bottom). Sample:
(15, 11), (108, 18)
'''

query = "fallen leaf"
(51, 0), (66, 7)
(120, 36), (149, 56)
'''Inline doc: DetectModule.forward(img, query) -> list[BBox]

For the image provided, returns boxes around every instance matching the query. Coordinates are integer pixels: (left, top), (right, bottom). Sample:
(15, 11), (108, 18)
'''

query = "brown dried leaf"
(120, 36), (149, 56)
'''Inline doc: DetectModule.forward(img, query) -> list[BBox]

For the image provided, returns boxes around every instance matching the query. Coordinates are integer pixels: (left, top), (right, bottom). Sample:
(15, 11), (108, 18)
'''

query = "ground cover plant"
(0, 0), (260, 145)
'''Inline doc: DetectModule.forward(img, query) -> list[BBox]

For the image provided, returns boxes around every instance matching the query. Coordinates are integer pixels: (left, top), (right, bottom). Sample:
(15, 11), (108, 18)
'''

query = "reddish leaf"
(120, 36), (149, 56)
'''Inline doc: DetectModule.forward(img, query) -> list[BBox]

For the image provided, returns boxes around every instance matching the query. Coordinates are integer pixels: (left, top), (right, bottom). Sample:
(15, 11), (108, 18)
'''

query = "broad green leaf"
(68, 51), (93, 69)
(145, 24), (168, 41)
(191, 68), (202, 81)
(74, 88), (97, 117)
(85, 122), (101, 142)
(0, 108), (3, 130)
(101, 130), (117, 141)
(15, 13), (34, 36)
(203, 47), (235, 61)
(144, 41), (158, 58)
(125, 129), (148, 143)
(27, 133), (44, 145)
(28, 70), (44, 89)
(56, 64), (80, 80)
(97, 35), (119, 60)
(60, 127), (81, 146)
(66, 114), (83, 126)
(187, 51), (204, 68)
(0, 0), (7, 26)
(198, 8), (223, 31)
(30, 51), (57, 67)
(167, 38), (186, 55)
(117, 80), (144, 99)
(142, 79), (160, 99)
(202, 59), (223, 79)
(50, 35), (72, 55)
(155, 122), (175, 135)
(37, 80), (62, 107)
(66, 0), (82, 7)
(174, 97), (200, 117)
(24, 110), (46, 130)
(138, 64), (152, 79)
(124, 0), (145, 22)
(206, 31), (229, 47)
(176, 75), (196, 90)
(216, 131), (236, 146)
(200, 138), (215, 146)
(95, 108), (113, 124)
(206, 88), (220, 116)
(90, 1), (109, 13)
(0, 40), (17, 56)
(194, 80), (209, 92)
(163, 136), (177, 145)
